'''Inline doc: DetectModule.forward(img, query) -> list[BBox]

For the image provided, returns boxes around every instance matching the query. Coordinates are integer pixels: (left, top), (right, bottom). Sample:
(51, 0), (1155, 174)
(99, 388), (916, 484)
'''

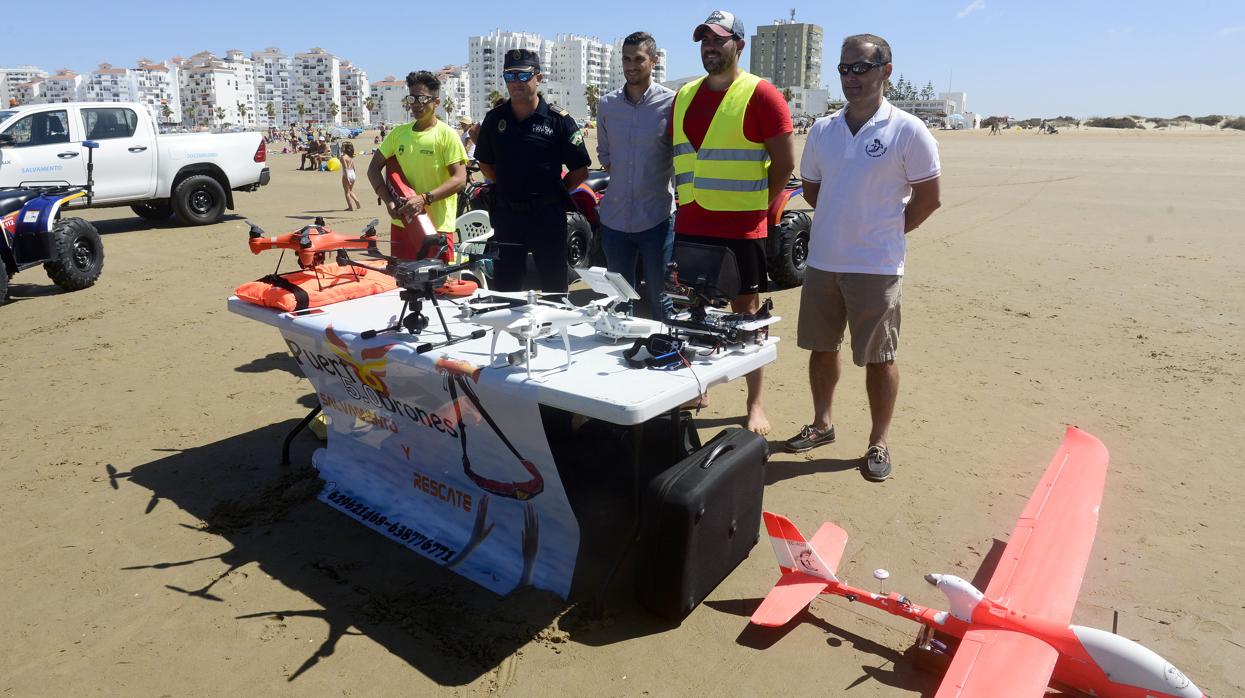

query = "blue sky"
(6, 0), (1243, 118)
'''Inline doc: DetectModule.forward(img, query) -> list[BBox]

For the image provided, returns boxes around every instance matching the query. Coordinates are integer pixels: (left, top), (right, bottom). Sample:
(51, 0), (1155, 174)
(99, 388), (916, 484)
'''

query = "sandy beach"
(1, 125), (1242, 696)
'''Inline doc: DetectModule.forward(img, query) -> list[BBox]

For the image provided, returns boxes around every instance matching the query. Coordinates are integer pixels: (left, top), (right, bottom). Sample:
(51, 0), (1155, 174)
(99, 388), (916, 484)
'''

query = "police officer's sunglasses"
(837, 61), (888, 75)
(503, 70), (536, 83)
(402, 94), (436, 107)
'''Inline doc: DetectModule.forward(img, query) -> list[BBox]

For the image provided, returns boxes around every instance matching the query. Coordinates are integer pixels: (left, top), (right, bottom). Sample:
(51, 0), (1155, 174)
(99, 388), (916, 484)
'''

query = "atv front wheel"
(767, 210), (811, 288)
(44, 218), (104, 291)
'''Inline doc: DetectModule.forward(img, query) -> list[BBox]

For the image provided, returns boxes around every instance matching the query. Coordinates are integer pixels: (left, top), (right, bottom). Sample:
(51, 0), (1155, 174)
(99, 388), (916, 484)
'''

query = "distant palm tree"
(328, 101), (339, 122)
(267, 102), (276, 121)
(442, 95), (456, 120)
(297, 102), (306, 123)
(160, 102), (172, 122)
(185, 104), (196, 126)
(487, 90), (503, 108)
(584, 85), (599, 118)
(214, 106), (226, 126)
(364, 96), (375, 113)
(236, 102), (249, 124)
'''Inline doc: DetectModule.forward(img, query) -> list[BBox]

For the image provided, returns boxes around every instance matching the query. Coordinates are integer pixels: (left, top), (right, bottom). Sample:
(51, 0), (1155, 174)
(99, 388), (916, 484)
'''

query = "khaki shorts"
(797, 267), (902, 366)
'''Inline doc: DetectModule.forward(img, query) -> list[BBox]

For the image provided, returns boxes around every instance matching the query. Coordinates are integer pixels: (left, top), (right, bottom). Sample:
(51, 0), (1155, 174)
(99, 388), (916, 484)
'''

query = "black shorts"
(676, 234), (769, 295)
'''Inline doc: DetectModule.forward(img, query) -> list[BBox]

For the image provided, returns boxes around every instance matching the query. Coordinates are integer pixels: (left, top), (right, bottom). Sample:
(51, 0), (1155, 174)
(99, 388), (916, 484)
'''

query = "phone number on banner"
(325, 489), (457, 562)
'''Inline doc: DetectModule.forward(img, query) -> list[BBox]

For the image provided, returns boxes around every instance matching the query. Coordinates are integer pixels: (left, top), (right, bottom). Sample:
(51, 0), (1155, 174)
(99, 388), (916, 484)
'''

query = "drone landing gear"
(362, 285), (484, 353)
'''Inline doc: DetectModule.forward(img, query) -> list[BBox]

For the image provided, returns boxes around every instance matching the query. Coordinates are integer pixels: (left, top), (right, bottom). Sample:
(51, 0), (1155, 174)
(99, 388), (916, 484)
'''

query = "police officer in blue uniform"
(475, 49), (591, 292)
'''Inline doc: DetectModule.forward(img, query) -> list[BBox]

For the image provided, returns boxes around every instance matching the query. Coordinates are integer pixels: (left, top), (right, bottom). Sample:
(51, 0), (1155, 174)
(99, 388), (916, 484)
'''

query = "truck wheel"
(43, 218), (104, 292)
(173, 174), (226, 225)
(767, 211), (811, 288)
(565, 212), (593, 281)
(131, 200), (174, 220)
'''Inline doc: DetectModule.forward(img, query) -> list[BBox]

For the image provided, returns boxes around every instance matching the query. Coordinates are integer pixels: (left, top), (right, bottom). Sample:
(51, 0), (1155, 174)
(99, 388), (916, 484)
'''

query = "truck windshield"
(0, 110), (17, 123)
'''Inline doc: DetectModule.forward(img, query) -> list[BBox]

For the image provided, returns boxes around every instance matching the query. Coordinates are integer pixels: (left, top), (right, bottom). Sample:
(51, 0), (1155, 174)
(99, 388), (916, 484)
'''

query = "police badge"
(498, 119), (507, 133)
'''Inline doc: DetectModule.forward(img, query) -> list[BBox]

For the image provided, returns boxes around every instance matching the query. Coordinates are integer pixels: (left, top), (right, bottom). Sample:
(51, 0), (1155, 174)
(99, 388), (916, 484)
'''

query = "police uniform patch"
(570, 129), (583, 146)
(498, 119), (507, 133)
(549, 103), (569, 117)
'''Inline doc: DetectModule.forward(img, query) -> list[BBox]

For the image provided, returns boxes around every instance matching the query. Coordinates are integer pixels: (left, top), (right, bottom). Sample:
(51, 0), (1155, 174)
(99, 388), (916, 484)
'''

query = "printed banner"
(281, 323), (579, 598)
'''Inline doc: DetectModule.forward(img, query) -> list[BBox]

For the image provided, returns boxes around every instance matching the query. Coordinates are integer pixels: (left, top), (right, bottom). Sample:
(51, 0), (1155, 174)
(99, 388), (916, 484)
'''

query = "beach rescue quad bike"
(764, 176), (812, 288)
(0, 138), (104, 305)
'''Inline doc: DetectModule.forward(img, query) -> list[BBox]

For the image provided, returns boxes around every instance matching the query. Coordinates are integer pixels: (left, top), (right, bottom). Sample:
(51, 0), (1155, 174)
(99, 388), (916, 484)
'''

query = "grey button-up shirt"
(596, 82), (675, 232)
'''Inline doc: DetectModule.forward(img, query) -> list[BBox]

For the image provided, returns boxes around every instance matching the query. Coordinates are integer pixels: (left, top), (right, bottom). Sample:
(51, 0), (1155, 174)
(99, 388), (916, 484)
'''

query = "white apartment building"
(84, 63), (136, 103)
(134, 59), (182, 124)
(339, 61), (369, 126)
(467, 31), (552, 120)
(40, 70), (83, 103)
(12, 78), (45, 106)
(436, 64), (471, 123)
(939, 91), (968, 114)
(369, 76), (407, 126)
(783, 86), (829, 117)
(606, 42), (667, 93)
(178, 52), (251, 128)
(222, 50), (258, 128)
(2, 66), (47, 107)
(294, 47), (342, 125)
(253, 47), (296, 128)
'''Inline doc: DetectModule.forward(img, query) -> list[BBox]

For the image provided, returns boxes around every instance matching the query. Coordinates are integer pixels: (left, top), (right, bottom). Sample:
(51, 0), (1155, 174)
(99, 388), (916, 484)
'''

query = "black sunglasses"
(837, 61), (887, 75)
(503, 71), (536, 83)
(402, 94), (436, 106)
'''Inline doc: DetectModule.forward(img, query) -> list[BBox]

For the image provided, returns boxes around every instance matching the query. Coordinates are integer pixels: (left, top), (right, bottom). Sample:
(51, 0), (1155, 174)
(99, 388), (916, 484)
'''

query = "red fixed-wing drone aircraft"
(752, 427), (1206, 697)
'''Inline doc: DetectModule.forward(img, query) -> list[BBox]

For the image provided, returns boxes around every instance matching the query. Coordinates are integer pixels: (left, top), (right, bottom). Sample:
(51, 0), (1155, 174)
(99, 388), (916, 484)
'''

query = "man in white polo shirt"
(781, 33), (942, 482)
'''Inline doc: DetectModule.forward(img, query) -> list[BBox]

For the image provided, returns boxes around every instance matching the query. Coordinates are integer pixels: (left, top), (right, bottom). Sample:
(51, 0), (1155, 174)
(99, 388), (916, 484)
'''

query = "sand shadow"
(705, 596), (940, 695)
(117, 418), (678, 684)
(2, 281), (73, 302)
(235, 351), (302, 378)
(764, 456), (863, 486)
(87, 214), (244, 235)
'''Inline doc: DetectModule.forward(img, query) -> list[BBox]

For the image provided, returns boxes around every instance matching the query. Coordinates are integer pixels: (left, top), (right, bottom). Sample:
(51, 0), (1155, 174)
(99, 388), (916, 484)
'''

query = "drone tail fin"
(750, 513), (848, 627)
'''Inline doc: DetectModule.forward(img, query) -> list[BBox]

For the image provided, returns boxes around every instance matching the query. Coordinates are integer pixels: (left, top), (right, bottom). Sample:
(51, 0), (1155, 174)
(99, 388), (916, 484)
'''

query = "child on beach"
(340, 142), (362, 210)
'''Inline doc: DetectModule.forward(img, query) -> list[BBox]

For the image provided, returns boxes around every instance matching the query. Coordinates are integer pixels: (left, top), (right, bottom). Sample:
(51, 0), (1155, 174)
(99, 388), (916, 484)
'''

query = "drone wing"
(934, 629), (1057, 698)
(983, 426), (1109, 624)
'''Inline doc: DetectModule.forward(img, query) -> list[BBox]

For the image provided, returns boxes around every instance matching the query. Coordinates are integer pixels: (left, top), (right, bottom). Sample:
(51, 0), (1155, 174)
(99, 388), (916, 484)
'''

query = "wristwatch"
(422, 192), (434, 206)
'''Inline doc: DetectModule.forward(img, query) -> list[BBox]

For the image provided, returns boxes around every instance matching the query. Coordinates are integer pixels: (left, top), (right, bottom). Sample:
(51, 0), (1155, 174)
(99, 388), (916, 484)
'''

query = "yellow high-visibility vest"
(672, 71), (769, 211)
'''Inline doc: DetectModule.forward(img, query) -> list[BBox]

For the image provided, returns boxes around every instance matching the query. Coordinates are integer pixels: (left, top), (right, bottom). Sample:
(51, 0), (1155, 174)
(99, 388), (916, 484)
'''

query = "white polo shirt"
(800, 100), (940, 275)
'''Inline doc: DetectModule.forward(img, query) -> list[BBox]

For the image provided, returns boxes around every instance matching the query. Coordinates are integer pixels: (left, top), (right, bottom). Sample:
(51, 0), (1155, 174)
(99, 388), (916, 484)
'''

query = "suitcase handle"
(699, 441), (734, 469)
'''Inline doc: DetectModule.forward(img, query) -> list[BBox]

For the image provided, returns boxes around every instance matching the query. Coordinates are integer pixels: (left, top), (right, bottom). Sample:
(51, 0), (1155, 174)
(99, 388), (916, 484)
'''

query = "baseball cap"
(693, 10), (745, 41)
(503, 49), (541, 73)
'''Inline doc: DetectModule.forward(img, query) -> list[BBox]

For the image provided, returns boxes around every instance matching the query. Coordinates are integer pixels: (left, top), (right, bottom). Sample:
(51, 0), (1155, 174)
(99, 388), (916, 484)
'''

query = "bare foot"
(746, 404), (770, 436)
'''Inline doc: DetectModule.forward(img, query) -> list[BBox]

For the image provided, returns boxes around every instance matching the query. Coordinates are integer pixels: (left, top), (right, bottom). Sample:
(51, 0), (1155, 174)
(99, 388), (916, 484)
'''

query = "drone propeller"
(361, 218), (380, 237)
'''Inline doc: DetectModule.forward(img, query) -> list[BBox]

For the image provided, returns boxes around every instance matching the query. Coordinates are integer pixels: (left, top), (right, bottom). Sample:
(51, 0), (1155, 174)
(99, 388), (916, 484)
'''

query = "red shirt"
(669, 77), (792, 239)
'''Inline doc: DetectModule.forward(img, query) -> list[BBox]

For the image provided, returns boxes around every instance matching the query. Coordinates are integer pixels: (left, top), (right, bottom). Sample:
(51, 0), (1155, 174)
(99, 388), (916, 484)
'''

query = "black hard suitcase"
(636, 428), (769, 620)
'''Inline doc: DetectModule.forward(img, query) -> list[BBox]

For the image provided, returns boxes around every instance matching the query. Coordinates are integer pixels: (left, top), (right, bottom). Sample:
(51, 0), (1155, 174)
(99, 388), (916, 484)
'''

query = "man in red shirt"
(671, 10), (795, 434)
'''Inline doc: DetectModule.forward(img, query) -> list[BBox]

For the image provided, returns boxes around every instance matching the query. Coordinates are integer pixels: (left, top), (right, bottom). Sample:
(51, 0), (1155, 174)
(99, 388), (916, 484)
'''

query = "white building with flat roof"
(253, 47), (296, 127)
(294, 47), (342, 125)
(786, 86), (829, 116)
(339, 61), (369, 126)
(939, 91), (968, 114)
(369, 75), (407, 126)
(222, 50), (258, 128)
(2, 66), (47, 107)
(436, 64), (471, 124)
(177, 52), (251, 128)
(468, 31), (552, 120)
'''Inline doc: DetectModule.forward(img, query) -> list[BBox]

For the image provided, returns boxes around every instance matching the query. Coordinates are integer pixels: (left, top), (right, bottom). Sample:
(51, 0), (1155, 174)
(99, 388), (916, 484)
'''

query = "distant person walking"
(782, 33), (942, 482)
(596, 31), (676, 319)
(669, 9), (795, 434)
(340, 141), (361, 211)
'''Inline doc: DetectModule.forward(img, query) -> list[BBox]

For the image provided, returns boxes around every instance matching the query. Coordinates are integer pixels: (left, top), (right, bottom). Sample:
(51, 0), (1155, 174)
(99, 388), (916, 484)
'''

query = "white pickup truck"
(0, 101), (270, 225)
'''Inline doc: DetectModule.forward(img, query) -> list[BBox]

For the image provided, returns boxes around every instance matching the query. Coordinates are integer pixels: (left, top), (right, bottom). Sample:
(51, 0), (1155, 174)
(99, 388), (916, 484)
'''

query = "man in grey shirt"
(597, 31), (675, 319)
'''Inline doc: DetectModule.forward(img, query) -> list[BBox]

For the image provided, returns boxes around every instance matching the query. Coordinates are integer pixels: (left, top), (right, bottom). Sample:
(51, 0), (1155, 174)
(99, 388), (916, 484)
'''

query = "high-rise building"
(294, 47), (342, 125)
(133, 59), (182, 124)
(1, 66), (48, 107)
(369, 75), (407, 126)
(177, 51), (251, 128)
(467, 31), (551, 120)
(252, 47), (296, 127)
(436, 64), (471, 124)
(222, 50), (258, 128)
(338, 61), (369, 126)
(749, 13), (823, 90)
(40, 70), (83, 104)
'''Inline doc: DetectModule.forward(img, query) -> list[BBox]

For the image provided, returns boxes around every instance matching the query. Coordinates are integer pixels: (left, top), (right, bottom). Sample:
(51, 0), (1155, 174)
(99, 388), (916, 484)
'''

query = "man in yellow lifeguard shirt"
(367, 70), (468, 259)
